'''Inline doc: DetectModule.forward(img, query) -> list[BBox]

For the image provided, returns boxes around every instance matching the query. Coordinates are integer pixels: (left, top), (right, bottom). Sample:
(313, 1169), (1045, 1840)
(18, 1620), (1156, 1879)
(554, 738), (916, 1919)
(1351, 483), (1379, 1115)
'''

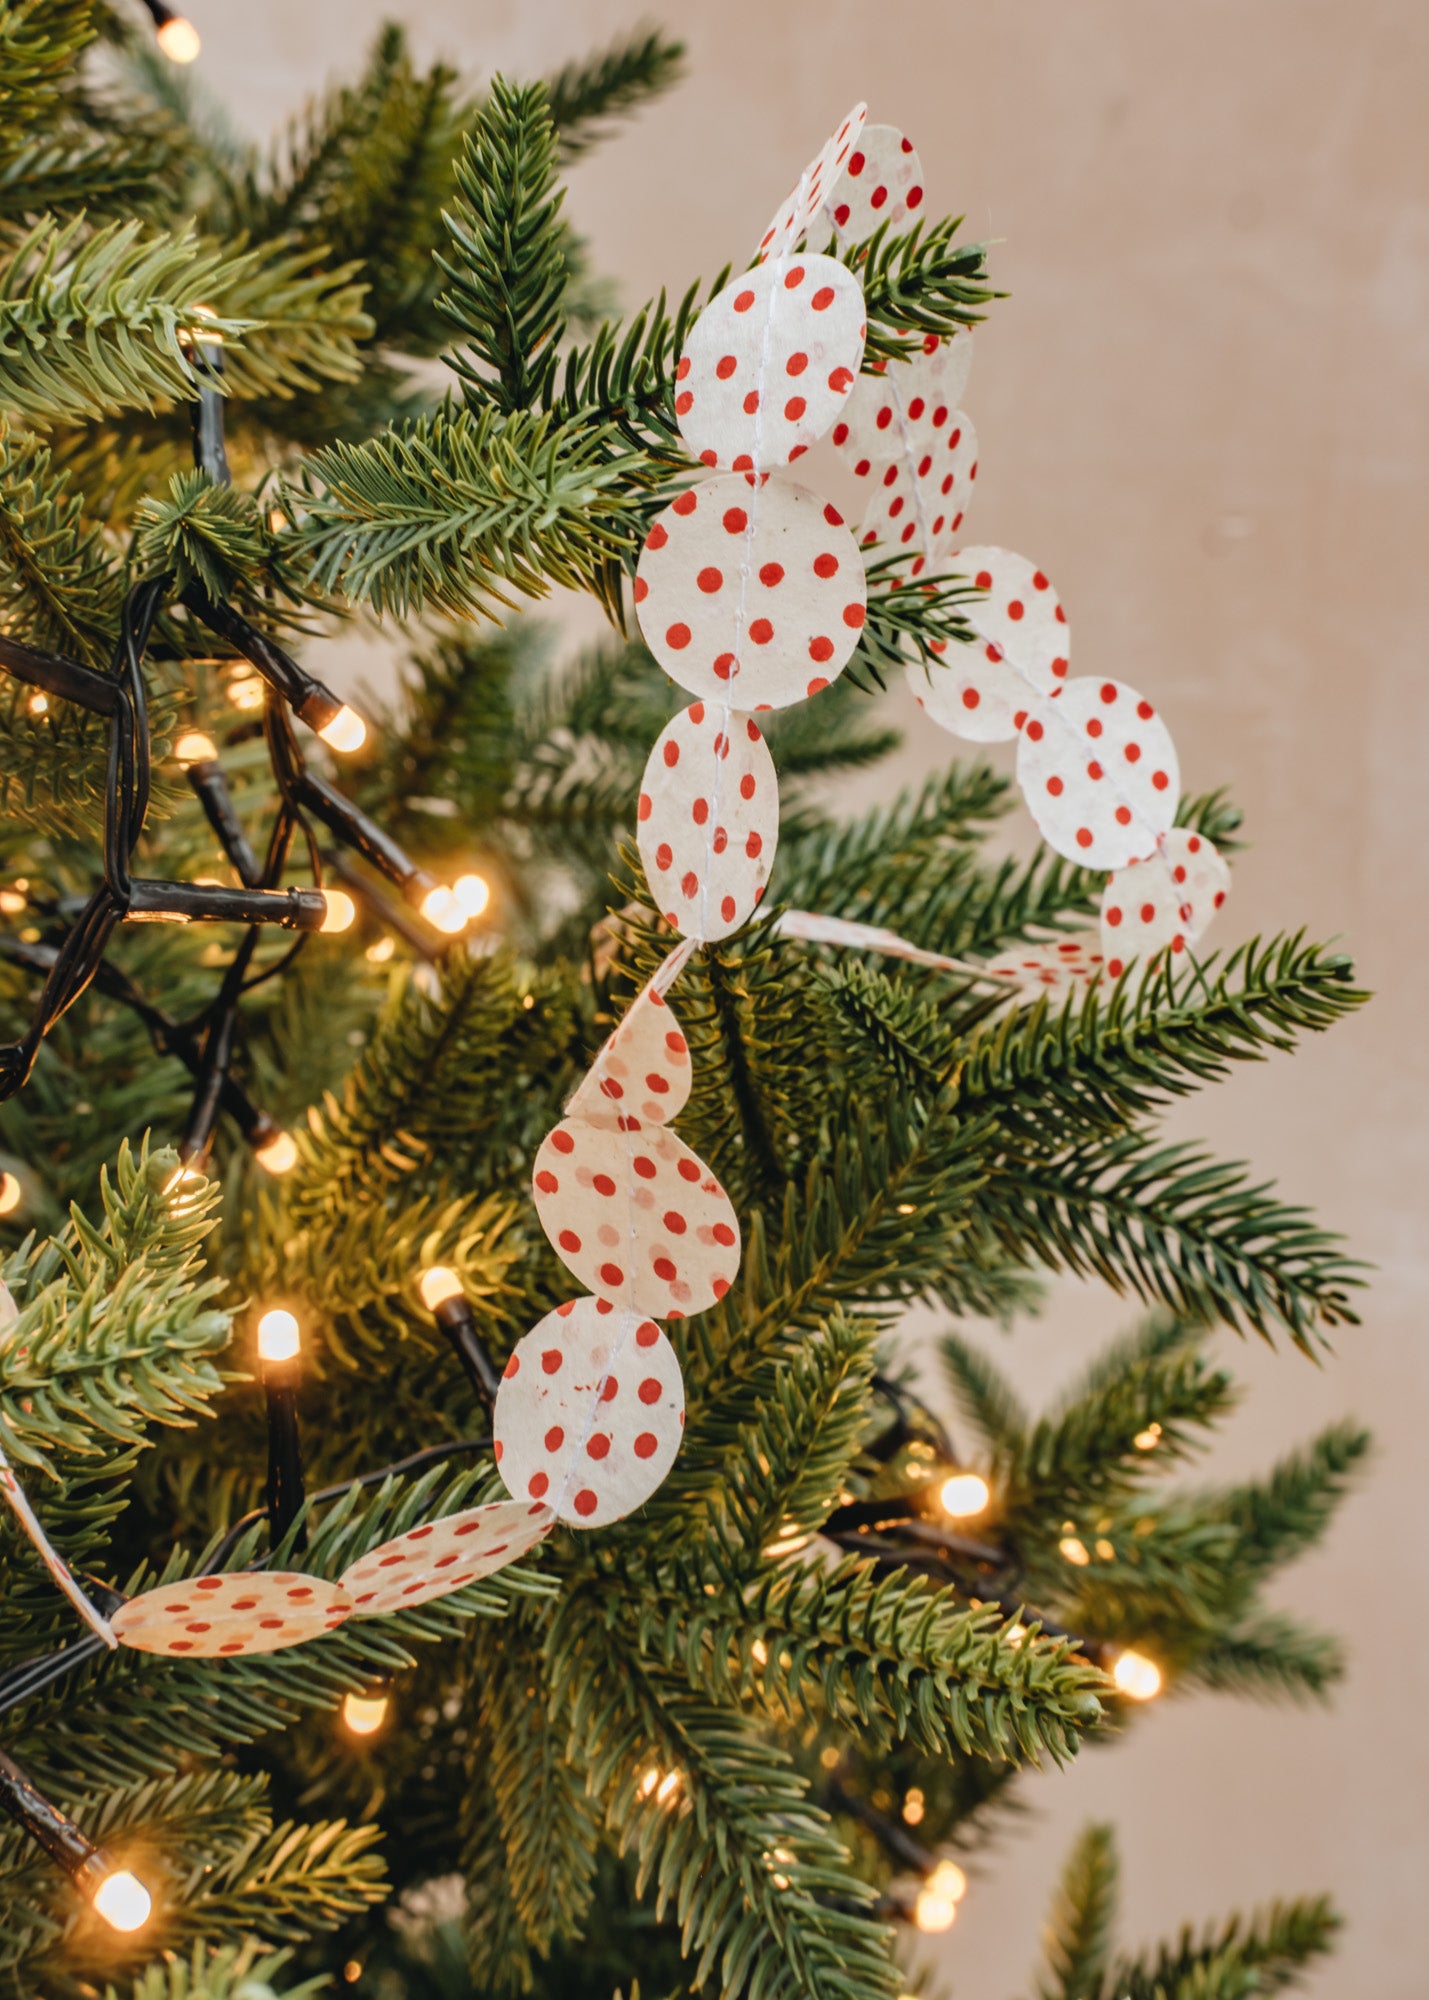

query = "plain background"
(171, 3), (1428, 1993)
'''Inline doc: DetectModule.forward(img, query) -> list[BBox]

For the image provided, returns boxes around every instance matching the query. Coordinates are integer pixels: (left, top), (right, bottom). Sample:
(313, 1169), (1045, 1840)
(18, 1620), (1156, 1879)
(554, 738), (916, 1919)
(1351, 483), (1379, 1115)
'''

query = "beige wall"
(184, 2), (1429, 1992)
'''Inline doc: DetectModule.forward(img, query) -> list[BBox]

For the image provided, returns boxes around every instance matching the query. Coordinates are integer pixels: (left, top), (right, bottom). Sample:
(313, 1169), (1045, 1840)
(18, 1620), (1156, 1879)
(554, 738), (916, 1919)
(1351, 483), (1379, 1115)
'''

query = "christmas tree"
(0, 8), (1370, 1999)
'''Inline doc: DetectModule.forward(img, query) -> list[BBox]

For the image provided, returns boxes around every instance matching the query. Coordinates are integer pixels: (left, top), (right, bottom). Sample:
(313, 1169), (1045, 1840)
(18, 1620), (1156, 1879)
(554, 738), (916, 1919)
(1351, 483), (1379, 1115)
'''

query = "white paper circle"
(341, 1500), (553, 1614)
(532, 1118), (741, 1317)
(906, 547), (1069, 743)
(113, 1571), (353, 1657)
(674, 258), (865, 473)
(831, 332), (974, 472)
(857, 412), (978, 570)
(637, 704), (777, 942)
(635, 475), (866, 708)
(819, 123), (926, 245)
(1099, 829), (1230, 979)
(567, 985), (693, 1129)
(1016, 678), (1180, 870)
(757, 103), (867, 262)
(494, 1299), (685, 1527)
(984, 935), (1108, 1000)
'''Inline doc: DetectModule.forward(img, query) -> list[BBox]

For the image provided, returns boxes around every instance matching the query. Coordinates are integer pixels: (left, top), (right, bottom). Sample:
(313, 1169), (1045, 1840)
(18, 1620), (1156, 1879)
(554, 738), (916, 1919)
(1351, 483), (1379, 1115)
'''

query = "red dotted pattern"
(567, 985), (693, 1129)
(675, 259), (865, 474)
(532, 1117), (741, 1317)
(112, 1571), (353, 1658)
(815, 122), (926, 247)
(340, 1500), (553, 1615)
(832, 329), (973, 480)
(493, 1300), (685, 1528)
(1098, 828), (1231, 979)
(635, 474), (866, 709)
(857, 410), (978, 570)
(636, 702), (778, 943)
(907, 546), (1069, 743)
(1015, 677), (1181, 871)
(984, 935), (1108, 1000)
(758, 103), (867, 262)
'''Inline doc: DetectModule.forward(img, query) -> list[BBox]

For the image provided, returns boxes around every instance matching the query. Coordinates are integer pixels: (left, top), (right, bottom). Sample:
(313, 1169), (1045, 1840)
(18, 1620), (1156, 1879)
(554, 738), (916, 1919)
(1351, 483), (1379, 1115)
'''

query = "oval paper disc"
(494, 1299), (685, 1528)
(674, 258), (865, 473)
(1099, 829), (1230, 979)
(832, 332), (974, 471)
(906, 546), (1069, 743)
(984, 935), (1108, 1001)
(113, 1571), (353, 1657)
(532, 1118), (740, 1317)
(857, 413), (978, 569)
(341, 1500), (554, 1615)
(757, 104), (867, 262)
(819, 123), (926, 245)
(637, 704), (777, 942)
(1016, 678), (1180, 870)
(635, 476), (866, 708)
(567, 983), (693, 1129)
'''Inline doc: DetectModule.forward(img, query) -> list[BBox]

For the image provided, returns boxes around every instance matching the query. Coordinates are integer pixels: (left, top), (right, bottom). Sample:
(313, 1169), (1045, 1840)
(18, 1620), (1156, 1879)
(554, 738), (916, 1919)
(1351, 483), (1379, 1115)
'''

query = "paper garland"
(637, 705), (778, 941)
(338, 1500), (554, 1615)
(112, 1571), (352, 1657)
(758, 103), (867, 264)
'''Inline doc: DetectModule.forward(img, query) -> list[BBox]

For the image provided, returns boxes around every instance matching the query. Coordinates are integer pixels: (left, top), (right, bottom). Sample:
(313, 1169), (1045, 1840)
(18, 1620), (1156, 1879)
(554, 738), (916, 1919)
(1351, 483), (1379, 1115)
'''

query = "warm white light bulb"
(28, 693), (48, 716)
(173, 729), (218, 767)
(156, 15), (201, 62)
(228, 671), (264, 712)
(453, 873), (490, 921)
(253, 1131), (298, 1176)
(419, 1266), (463, 1311)
(939, 1471), (991, 1519)
(365, 936), (395, 964)
(0, 1171), (20, 1215)
(318, 889), (356, 935)
(342, 1690), (390, 1737)
(421, 885), (467, 935)
(257, 1308), (301, 1363)
(913, 1858), (967, 1933)
(317, 705), (367, 754)
(1112, 1648), (1163, 1702)
(92, 1868), (152, 1932)
(1, 888), (27, 914)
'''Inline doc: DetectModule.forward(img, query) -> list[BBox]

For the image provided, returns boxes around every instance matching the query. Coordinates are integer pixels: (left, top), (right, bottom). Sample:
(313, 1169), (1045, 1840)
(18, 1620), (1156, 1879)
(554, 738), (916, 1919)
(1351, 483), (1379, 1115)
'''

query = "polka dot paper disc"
(906, 546), (1069, 744)
(532, 1119), (740, 1317)
(857, 413), (978, 569)
(673, 258), (865, 473)
(757, 103), (867, 263)
(1099, 829), (1230, 979)
(494, 1299), (685, 1528)
(984, 936), (1107, 1001)
(637, 704), (777, 943)
(112, 1571), (353, 1657)
(817, 123), (926, 247)
(340, 1500), (553, 1615)
(634, 475), (867, 708)
(832, 332), (974, 472)
(567, 984), (692, 1129)
(1016, 677), (1180, 870)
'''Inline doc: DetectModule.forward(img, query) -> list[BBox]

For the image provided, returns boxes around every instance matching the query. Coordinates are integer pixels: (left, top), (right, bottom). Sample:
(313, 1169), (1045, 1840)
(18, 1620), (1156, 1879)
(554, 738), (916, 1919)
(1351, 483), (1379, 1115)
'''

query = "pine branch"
(1037, 1823), (1120, 2000)
(1212, 1421), (1371, 1576)
(1184, 1615), (1345, 1704)
(938, 1329), (1030, 1451)
(1113, 1895), (1339, 2000)
(115, 1942), (325, 2000)
(544, 29), (686, 163)
(854, 216), (997, 365)
(0, 420), (125, 664)
(439, 78), (569, 411)
(0, 0), (95, 127)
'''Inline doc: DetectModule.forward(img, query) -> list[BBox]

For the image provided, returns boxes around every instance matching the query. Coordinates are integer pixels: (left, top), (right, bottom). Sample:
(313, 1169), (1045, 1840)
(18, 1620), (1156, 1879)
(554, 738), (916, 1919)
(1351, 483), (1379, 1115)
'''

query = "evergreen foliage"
(0, 12), (1368, 2000)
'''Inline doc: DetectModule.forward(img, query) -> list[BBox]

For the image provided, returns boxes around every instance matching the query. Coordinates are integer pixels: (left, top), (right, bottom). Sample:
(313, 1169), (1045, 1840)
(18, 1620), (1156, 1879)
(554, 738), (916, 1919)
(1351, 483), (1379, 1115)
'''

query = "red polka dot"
(811, 285), (835, 310)
(723, 507), (748, 534)
(1105, 906), (1123, 927)
(600, 1374), (618, 1401)
(760, 562), (785, 588)
(542, 1348), (564, 1374)
(1137, 700), (1154, 719)
(812, 552), (839, 580)
(742, 391), (760, 415)
(1125, 742), (1141, 762)
(503, 1354), (519, 1379)
(675, 391), (693, 416)
(842, 603), (865, 628)
(633, 576), (648, 603)
(637, 1319), (660, 1346)
(746, 831), (763, 857)
(962, 687), (980, 710)
(529, 1472), (549, 1498)
(634, 1155), (656, 1179)
(1047, 775), (1064, 796)
(535, 1169), (559, 1194)
(696, 567), (723, 594)
(749, 618), (773, 644)
(655, 842), (672, 870)
(785, 396), (806, 420)
(666, 622), (691, 650)
(638, 792), (652, 820)
(1076, 828), (1093, 849)
(713, 654), (734, 681)
(733, 289), (755, 312)
(673, 490), (697, 516)
(828, 366), (853, 393)
(824, 502), (845, 527)
(638, 1377), (663, 1404)
(587, 1432), (610, 1460)
(1100, 682), (1118, 703)
(692, 796), (709, 824)
(663, 1210), (686, 1234)
(634, 1431), (658, 1459)
(1152, 771), (1170, 790)
(677, 1158), (701, 1184)
(739, 773), (756, 800)
(680, 870), (698, 899)
(573, 1489), (598, 1516)
(1140, 903), (1157, 923)
(807, 676), (829, 695)
(716, 354), (737, 379)
(592, 1173), (616, 1196)
(652, 1257), (677, 1281)
(1115, 806), (1132, 826)
(545, 1425), (565, 1451)
(663, 740), (680, 767)
(786, 351), (808, 377)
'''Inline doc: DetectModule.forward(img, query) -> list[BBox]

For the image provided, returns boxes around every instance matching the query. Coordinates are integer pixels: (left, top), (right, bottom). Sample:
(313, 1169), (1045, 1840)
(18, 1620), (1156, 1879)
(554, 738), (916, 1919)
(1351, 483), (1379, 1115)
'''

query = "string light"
(637, 1767), (681, 1805)
(418, 1266), (463, 1311)
(0, 889), (25, 913)
(419, 1267), (502, 1410)
(1111, 1648), (1163, 1701)
(938, 1471), (990, 1518)
(91, 1868), (153, 1931)
(27, 693), (47, 716)
(1134, 1421), (1163, 1451)
(901, 1787), (925, 1826)
(257, 1308), (301, 1364)
(0, 1171), (19, 1216)
(453, 872), (490, 922)
(153, 9), (201, 64)
(253, 1130), (299, 1176)
(0, 1749), (153, 1933)
(1059, 1533), (1091, 1566)
(172, 729), (218, 767)
(318, 889), (356, 935)
(316, 705), (367, 754)
(912, 1857), (967, 1933)
(420, 884), (467, 935)
(365, 935), (395, 963)
(342, 1690), (390, 1737)
(227, 669), (264, 712)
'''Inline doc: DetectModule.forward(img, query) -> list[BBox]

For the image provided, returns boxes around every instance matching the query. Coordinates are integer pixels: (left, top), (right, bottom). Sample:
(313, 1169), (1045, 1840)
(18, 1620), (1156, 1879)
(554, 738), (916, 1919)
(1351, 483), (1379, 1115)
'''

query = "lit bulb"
(228, 670), (264, 712)
(173, 729), (218, 767)
(453, 873), (490, 921)
(1133, 1422), (1162, 1451)
(419, 1266), (463, 1311)
(257, 1308), (301, 1363)
(185, 303), (222, 347)
(253, 1130), (298, 1176)
(92, 1868), (152, 1932)
(156, 14), (201, 62)
(318, 889), (356, 935)
(1059, 1535), (1091, 1566)
(317, 705), (367, 754)
(163, 1163), (206, 1200)
(28, 693), (48, 716)
(0, 1171), (20, 1215)
(913, 1858), (967, 1933)
(421, 885), (466, 935)
(939, 1472), (991, 1519)
(1111, 1648), (1163, 1702)
(0, 888), (27, 913)
(901, 1787), (925, 1827)
(342, 1690), (389, 1737)
(365, 936), (395, 964)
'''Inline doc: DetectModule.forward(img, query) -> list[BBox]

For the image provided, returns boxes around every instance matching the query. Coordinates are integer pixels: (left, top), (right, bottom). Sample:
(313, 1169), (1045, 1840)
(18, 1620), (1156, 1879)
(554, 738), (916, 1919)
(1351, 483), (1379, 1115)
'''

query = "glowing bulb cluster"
(317, 706), (367, 754)
(318, 889), (356, 935)
(637, 1767), (682, 1805)
(418, 1266), (463, 1311)
(939, 1471), (991, 1519)
(253, 1131), (299, 1176)
(173, 729), (217, 767)
(0, 1171), (20, 1216)
(256, 1308), (301, 1363)
(155, 15), (201, 63)
(92, 1867), (152, 1932)
(420, 885), (466, 935)
(342, 1690), (390, 1737)
(1111, 1648), (1163, 1701)
(913, 1857), (967, 1933)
